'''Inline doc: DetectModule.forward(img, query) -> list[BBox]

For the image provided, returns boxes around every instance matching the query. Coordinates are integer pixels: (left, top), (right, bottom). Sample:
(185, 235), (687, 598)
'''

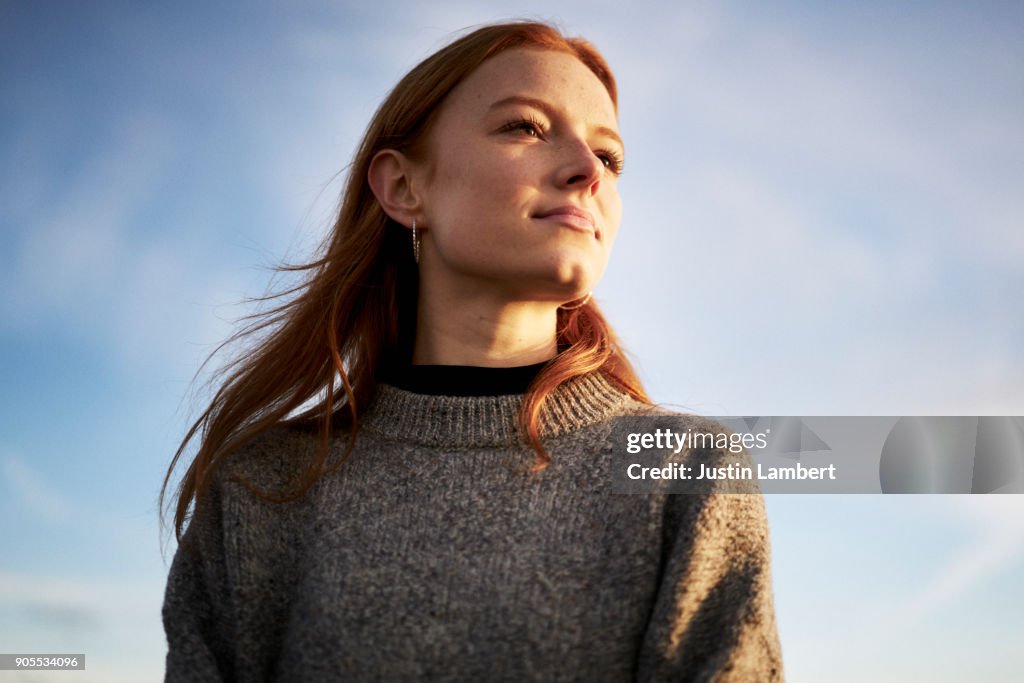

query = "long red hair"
(160, 20), (649, 545)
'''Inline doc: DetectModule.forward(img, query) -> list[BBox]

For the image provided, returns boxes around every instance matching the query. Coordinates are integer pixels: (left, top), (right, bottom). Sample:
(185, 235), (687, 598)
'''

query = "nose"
(557, 139), (603, 197)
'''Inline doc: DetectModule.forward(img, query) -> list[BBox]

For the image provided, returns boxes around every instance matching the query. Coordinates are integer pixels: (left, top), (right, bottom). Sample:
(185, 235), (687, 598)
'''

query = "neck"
(412, 288), (559, 367)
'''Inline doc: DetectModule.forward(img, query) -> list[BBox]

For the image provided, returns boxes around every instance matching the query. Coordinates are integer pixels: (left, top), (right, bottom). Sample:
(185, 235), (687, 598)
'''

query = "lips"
(534, 205), (597, 235)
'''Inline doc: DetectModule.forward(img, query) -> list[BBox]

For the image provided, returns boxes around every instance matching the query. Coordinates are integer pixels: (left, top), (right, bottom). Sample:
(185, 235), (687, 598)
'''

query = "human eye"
(595, 148), (625, 176)
(498, 115), (547, 139)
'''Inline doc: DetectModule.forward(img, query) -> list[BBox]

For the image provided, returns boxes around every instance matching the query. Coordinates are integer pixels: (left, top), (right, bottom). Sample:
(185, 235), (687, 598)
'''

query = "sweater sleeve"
(636, 447), (785, 682)
(162, 469), (237, 682)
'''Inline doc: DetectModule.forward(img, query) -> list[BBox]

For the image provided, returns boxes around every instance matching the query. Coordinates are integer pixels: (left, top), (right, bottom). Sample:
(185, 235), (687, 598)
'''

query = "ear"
(367, 149), (423, 228)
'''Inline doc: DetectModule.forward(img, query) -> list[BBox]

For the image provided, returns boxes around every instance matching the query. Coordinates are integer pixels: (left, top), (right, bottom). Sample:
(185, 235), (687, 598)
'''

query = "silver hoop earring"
(560, 292), (592, 310)
(412, 219), (420, 264)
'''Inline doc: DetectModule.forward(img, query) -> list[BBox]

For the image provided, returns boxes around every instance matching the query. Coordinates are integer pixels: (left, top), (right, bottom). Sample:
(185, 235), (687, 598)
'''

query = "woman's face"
(414, 48), (624, 304)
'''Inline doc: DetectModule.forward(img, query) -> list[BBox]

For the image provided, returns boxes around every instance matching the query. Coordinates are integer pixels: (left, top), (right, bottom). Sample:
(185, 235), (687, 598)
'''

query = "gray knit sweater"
(162, 373), (784, 681)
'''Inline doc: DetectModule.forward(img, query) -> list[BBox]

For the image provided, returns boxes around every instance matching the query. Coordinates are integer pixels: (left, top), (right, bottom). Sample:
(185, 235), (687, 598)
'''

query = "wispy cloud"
(2, 452), (73, 524)
(925, 495), (1024, 594)
(0, 570), (167, 682)
(594, 2), (1024, 415)
(863, 496), (1024, 645)
(0, 106), (248, 377)
(5, 110), (176, 316)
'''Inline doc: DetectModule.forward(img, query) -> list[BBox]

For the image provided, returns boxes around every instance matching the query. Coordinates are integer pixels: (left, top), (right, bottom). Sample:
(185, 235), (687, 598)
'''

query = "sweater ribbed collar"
(361, 372), (634, 448)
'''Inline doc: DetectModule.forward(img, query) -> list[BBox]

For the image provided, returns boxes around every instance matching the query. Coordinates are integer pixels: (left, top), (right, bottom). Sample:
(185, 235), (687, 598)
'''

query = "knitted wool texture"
(162, 373), (784, 682)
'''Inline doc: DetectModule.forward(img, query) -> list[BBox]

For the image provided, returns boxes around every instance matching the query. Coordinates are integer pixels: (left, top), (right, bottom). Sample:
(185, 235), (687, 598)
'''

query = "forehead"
(440, 48), (618, 127)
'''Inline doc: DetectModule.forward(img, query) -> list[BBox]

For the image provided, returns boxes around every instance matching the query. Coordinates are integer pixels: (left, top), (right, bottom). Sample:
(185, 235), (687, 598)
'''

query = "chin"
(549, 258), (606, 292)
(505, 266), (588, 301)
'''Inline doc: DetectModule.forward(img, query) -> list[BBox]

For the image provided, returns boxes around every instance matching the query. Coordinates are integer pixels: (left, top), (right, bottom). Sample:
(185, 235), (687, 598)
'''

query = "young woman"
(161, 20), (784, 681)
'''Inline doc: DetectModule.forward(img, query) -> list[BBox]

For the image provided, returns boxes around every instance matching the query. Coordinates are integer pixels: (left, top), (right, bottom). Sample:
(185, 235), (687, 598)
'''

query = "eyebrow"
(488, 95), (623, 149)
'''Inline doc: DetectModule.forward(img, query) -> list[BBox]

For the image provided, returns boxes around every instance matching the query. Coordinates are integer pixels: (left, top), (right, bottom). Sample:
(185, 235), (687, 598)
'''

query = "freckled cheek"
(468, 156), (531, 197)
(439, 157), (503, 199)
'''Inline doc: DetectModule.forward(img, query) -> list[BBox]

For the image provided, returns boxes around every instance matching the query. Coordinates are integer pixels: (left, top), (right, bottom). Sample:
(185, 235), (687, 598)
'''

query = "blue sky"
(2, 1), (1022, 680)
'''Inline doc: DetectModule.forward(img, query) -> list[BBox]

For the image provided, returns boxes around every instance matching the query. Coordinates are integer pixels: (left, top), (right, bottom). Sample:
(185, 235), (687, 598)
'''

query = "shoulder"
(222, 428), (317, 485)
(213, 423), (330, 501)
(184, 424), (329, 557)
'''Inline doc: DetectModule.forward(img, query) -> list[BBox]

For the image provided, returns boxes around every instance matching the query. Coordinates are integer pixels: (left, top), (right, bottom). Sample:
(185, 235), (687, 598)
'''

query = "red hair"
(160, 20), (649, 545)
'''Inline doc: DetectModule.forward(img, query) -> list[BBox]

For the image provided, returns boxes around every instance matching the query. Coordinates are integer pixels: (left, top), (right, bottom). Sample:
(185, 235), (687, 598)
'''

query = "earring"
(560, 292), (592, 310)
(412, 219), (420, 264)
